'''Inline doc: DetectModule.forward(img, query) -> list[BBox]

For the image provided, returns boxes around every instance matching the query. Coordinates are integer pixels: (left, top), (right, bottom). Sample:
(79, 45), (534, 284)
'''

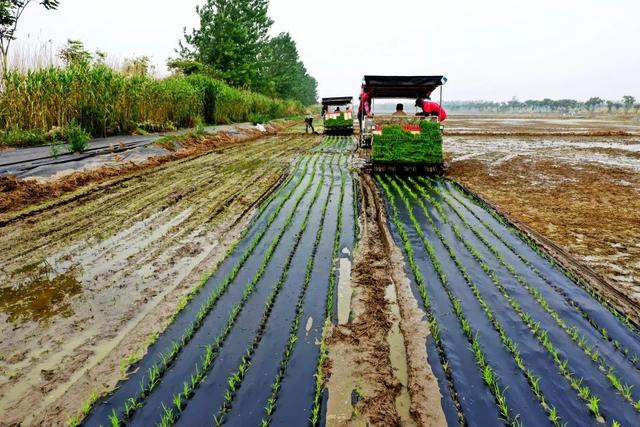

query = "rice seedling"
(587, 396), (600, 418)
(260, 159), (336, 425)
(444, 178), (640, 340)
(387, 175), (568, 425)
(417, 177), (640, 411)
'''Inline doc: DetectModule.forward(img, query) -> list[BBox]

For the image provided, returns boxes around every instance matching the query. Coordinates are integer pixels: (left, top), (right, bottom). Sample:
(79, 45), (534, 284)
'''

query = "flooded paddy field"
(0, 132), (317, 425)
(445, 115), (640, 314)
(379, 174), (640, 426)
(2, 114), (639, 427)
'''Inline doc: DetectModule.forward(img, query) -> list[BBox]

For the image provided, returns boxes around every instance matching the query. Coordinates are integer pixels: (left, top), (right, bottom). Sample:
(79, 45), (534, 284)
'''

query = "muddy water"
(385, 283), (414, 426)
(337, 257), (353, 324)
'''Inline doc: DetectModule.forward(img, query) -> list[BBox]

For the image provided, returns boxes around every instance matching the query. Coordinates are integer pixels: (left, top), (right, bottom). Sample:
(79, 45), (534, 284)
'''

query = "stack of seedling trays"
(372, 120), (443, 169)
(324, 113), (353, 135)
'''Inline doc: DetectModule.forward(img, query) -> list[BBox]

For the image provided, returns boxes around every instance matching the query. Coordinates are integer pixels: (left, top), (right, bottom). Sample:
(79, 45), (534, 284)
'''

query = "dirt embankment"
(0, 131), (319, 426)
(445, 115), (640, 322)
(324, 174), (445, 426)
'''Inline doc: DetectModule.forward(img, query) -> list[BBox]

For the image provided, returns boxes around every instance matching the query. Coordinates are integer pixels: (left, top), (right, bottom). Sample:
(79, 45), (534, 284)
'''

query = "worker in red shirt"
(415, 97), (447, 121)
(358, 87), (372, 130)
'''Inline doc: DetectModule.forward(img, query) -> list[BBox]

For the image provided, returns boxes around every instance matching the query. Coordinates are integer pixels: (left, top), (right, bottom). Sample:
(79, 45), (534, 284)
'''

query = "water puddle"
(337, 254), (353, 325)
(325, 342), (366, 426)
(385, 282), (415, 426)
(0, 262), (82, 323)
(305, 316), (313, 334)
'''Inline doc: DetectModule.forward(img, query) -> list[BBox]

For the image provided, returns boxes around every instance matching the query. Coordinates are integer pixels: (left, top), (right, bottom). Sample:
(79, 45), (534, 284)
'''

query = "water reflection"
(0, 261), (82, 323)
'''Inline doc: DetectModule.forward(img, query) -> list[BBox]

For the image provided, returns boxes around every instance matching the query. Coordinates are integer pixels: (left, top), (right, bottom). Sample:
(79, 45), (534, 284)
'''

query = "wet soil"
(446, 115), (640, 320)
(0, 131), (318, 425)
(0, 122), (294, 215)
(324, 174), (445, 426)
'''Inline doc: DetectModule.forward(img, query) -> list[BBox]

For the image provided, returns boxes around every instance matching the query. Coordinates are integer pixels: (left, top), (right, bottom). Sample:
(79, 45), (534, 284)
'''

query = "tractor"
(359, 75), (447, 173)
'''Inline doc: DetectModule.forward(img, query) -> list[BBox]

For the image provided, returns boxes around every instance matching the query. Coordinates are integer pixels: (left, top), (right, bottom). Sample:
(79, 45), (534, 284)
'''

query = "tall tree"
(182, 0), (272, 89)
(262, 32), (317, 104)
(622, 95), (636, 113)
(0, 0), (59, 81)
(585, 97), (604, 112)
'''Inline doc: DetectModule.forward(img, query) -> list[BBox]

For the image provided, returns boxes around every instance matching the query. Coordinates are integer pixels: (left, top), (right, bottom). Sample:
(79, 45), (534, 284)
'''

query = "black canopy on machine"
(363, 75), (446, 98)
(321, 96), (353, 106)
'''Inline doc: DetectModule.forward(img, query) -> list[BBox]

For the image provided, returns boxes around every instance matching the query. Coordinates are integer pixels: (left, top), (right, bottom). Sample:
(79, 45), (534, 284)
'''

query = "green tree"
(262, 32), (317, 104)
(181, 0), (272, 89)
(0, 0), (59, 79)
(585, 97), (604, 112)
(57, 39), (91, 66)
(622, 95), (636, 113)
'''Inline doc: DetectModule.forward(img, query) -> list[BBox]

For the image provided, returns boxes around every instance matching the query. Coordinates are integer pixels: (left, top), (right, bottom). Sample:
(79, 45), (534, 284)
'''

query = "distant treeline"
(445, 97), (640, 113)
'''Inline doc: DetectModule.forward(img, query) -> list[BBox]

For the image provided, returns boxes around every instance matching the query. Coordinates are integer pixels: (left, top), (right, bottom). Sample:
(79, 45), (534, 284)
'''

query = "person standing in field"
(415, 97), (447, 121)
(358, 87), (372, 130)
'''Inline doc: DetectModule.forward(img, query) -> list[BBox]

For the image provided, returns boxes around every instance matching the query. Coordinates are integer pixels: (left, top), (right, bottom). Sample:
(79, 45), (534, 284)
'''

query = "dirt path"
(0, 131), (319, 425)
(324, 174), (445, 426)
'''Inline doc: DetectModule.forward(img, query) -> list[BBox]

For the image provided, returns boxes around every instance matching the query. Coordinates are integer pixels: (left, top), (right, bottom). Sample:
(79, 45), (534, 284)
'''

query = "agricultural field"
(445, 115), (640, 315)
(0, 131), (319, 425)
(76, 135), (356, 426)
(379, 174), (640, 426)
(2, 115), (640, 427)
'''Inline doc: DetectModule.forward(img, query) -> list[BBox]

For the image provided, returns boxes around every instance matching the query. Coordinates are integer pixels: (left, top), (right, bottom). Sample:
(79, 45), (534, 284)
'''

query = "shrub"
(0, 129), (45, 147)
(66, 121), (91, 153)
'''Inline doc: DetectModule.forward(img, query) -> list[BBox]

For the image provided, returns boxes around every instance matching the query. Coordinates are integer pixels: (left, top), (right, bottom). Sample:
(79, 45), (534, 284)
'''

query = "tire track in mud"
(377, 173), (640, 426)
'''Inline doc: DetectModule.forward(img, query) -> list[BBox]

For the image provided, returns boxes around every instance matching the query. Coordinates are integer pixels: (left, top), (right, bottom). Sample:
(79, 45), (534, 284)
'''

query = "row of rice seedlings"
(208, 156), (333, 426)
(170, 156), (311, 320)
(375, 175), (466, 425)
(312, 136), (337, 153)
(310, 163), (347, 426)
(445, 179), (640, 337)
(70, 146), (306, 425)
(100, 156), (321, 426)
(424, 179), (640, 382)
(384, 175), (523, 425)
(404, 178), (615, 424)
(155, 155), (331, 427)
(259, 156), (335, 426)
(72, 157), (310, 426)
(430, 178), (640, 369)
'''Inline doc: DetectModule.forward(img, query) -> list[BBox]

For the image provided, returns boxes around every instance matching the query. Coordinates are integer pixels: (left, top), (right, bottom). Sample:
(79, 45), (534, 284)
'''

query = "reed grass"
(0, 63), (304, 146)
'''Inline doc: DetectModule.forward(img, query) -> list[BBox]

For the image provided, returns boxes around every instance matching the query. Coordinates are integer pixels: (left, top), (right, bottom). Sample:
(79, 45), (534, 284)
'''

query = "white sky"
(15, 0), (640, 101)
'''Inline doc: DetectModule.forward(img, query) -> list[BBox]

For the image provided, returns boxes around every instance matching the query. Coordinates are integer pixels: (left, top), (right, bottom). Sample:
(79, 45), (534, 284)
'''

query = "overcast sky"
(15, 0), (640, 101)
